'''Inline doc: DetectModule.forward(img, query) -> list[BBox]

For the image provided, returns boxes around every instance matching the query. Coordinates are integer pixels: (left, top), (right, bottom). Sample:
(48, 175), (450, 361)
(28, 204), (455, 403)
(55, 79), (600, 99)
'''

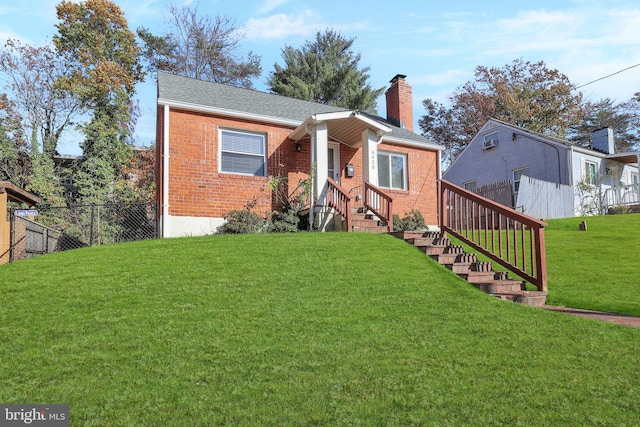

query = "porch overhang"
(605, 152), (639, 164)
(289, 110), (392, 147)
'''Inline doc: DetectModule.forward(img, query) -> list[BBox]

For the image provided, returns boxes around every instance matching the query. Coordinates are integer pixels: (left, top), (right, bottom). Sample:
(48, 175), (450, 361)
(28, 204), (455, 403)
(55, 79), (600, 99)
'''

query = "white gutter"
(158, 98), (302, 128)
(380, 135), (444, 152)
(162, 104), (170, 238)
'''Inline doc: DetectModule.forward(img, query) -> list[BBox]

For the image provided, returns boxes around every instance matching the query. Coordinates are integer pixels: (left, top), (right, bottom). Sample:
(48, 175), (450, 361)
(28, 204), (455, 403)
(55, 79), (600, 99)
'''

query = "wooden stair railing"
(327, 178), (352, 231)
(363, 182), (393, 232)
(439, 179), (548, 292)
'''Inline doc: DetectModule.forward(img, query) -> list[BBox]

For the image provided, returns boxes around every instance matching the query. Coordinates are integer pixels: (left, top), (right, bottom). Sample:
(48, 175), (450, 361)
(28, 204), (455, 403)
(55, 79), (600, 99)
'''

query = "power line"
(576, 63), (640, 89)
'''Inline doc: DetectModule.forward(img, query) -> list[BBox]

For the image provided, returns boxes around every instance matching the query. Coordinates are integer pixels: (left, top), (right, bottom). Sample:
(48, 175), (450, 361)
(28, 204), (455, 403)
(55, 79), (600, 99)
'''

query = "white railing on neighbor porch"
(602, 184), (639, 210)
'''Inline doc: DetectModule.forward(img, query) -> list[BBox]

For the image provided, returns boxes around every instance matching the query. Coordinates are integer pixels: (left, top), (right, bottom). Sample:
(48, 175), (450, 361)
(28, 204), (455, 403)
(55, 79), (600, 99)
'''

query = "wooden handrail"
(364, 182), (393, 232)
(327, 178), (352, 231)
(439, 179), (547, 292)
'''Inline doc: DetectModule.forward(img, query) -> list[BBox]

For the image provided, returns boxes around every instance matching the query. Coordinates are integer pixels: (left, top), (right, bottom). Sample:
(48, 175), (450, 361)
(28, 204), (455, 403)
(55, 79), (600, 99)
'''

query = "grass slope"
(545, 214), (640, 316)
(1, 233), (639, 426)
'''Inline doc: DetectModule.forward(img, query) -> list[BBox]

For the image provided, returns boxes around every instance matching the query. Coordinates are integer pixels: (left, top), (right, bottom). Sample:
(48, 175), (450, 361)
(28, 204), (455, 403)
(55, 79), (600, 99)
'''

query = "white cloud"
(242, 10), (322, 41)
(258, 0), (292, 14)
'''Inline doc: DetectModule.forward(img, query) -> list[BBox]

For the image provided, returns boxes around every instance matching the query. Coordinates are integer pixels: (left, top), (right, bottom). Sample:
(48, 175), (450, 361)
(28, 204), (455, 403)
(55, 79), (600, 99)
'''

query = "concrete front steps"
(391, 230), (547, 307)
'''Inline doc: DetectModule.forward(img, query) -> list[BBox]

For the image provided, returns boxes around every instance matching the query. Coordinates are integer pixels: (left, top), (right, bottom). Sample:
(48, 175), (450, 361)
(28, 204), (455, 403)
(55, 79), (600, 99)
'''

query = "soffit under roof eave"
(158, 98), (303, 128)
(290, 111), (392, 143)
(605, 152), (639, 164)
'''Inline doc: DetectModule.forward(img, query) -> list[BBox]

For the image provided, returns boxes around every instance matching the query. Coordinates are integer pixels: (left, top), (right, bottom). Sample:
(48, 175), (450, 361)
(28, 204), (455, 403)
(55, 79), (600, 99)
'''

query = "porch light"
(295, 143), (302, 152)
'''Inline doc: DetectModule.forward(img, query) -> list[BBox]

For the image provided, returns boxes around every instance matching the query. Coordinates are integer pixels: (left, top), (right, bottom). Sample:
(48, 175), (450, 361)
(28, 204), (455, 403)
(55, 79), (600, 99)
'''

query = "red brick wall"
(377, 141), (439, 225)
(158, 107), (439, 225)
(163, 108), (314, 219)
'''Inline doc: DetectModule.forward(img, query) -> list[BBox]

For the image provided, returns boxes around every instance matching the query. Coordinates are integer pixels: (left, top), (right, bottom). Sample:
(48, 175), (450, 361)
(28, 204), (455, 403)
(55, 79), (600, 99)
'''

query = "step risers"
(459, 271), (500, 283)
(418, 245), (450, 256)
(352, 219), (382, 227)
(473, 281), (525, 294)
(352, 225), (389, 233)
(392, 230), (547, 307)
(492, 291), (547, 307)
(390, 230), (428, 240)
(409, 236), (449, 247)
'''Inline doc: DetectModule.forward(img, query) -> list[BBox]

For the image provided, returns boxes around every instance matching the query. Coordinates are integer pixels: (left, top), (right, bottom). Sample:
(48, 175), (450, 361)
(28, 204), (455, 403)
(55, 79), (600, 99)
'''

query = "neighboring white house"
(443, 119), (639, 218)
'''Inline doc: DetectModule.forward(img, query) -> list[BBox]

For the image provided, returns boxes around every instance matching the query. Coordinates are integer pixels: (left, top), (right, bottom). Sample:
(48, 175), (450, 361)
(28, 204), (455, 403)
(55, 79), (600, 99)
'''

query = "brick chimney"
(385, 74), (413, 132)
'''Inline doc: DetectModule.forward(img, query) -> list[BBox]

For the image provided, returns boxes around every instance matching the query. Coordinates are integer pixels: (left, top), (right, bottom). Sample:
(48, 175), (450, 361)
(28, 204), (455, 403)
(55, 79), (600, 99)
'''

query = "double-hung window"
(377, 152), (407, 190)
(513, 167), (529, 193)
(220, 129), (266, 176)
(584, 161), (597, 185)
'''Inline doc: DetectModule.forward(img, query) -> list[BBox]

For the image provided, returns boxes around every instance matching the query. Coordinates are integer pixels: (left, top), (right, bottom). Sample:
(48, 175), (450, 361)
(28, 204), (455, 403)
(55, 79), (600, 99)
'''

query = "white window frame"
(328, 142), (340, 183)
(583, 160), (598, 185)
(512, 167), (529, 193)
(219, 129), (267, 176)
(464, 180), (477, 191)
(377, 151), (407, 190)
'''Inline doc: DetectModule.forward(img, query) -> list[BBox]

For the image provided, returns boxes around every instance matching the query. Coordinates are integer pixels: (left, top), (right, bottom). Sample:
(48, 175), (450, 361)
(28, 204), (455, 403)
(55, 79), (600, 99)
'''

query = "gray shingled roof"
(157, 71), (440, 148)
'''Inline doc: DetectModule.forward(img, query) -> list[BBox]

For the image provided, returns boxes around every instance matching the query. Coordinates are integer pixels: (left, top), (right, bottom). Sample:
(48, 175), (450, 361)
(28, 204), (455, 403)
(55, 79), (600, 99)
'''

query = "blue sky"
(1, 0), (640, 154)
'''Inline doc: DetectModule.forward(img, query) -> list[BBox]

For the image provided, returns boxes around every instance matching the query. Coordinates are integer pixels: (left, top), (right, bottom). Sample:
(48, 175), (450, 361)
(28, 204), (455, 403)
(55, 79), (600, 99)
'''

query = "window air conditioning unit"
(482, 138), (498, 150)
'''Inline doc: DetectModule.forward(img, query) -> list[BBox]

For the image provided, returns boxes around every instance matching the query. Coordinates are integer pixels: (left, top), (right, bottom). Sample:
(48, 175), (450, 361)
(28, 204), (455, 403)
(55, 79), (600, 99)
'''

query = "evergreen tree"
(268, 30), (383, 112)
(569, 98), (639, 152)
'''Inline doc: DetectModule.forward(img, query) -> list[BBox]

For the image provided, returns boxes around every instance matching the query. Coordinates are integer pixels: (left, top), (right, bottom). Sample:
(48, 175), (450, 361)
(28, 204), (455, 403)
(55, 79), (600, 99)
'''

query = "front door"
(328, 142), (340, 183)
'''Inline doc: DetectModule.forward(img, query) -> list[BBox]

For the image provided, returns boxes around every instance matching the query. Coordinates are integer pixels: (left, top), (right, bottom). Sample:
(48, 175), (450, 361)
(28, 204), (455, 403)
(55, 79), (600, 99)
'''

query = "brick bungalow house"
(156, 72), (443, 237)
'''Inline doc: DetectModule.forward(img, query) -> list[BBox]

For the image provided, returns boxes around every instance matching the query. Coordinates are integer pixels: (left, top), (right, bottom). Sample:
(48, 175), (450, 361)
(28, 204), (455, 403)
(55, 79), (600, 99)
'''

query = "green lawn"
(450, 213), (640, 317)
(1, 232), (639, 425)
(544, 213), (640, 316)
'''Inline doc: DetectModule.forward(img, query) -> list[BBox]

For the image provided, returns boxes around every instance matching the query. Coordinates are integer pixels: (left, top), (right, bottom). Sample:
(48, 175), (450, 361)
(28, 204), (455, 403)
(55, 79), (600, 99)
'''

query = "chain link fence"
(8, 202), (157, 262)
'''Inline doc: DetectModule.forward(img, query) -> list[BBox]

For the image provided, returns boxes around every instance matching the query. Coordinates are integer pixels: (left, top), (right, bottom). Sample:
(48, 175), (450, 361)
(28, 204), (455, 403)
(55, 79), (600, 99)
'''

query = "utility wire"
(576, 63), (640, 89)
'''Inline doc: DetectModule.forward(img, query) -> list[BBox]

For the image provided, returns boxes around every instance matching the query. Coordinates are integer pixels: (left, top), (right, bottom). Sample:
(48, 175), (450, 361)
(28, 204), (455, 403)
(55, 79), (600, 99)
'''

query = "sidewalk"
(544, 306), (640, 328)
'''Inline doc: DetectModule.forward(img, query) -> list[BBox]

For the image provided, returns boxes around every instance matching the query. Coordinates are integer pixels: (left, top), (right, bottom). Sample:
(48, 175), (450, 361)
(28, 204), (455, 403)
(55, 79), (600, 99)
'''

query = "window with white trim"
(631, 172), (638, 185)
(377, 152), (407, 190)
(583, 161), (597, 185)
(513, 167), (529, 193)
(220, 129), (266, 176)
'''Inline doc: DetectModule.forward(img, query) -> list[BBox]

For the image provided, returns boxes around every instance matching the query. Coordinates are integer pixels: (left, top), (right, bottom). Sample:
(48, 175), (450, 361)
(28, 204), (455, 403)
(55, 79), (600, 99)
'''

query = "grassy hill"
(545, 214), (640, 316)
(1, 232), (639, 425)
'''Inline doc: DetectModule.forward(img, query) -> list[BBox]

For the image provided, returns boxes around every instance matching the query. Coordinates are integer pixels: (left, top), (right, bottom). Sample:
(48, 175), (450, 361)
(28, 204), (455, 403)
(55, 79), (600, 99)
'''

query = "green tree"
(137, 3), (261, 88)
(0, 39), (81, 204)
(267, 29), (383, 111)
(0, 94), (30, 187)
(569, 98), (639, 152)
(54, 0), (144, 204)
(420, 59), (585, 162)
(0, 39), (79, 158)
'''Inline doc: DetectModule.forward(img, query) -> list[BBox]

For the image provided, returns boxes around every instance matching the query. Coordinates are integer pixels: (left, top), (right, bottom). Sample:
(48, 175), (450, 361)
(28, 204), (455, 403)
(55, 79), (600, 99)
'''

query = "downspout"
(162, 104), (170, 237)
(306, 124), (315, 230)
(568, 147), (574, 186)
(513, 131), (563, 184)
